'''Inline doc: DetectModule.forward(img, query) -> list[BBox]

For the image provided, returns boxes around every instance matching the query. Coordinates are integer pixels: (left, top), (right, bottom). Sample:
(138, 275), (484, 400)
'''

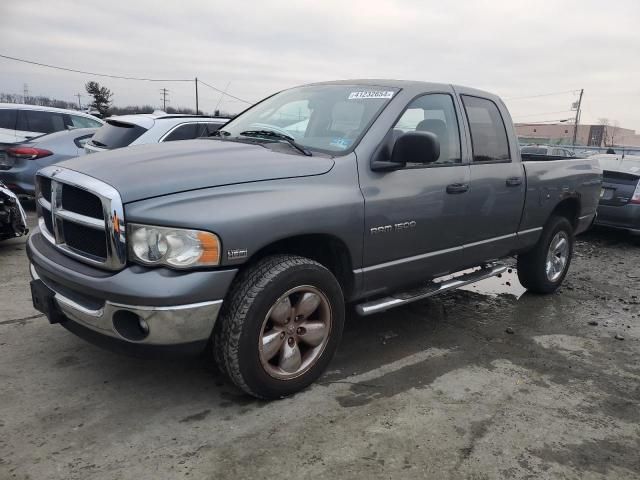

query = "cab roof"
(301, 79), (500, 100)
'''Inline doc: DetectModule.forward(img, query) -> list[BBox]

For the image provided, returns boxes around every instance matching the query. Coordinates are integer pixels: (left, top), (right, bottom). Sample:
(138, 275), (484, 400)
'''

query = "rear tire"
(213, 254), (345, 399)
(517, 215), (574, 294)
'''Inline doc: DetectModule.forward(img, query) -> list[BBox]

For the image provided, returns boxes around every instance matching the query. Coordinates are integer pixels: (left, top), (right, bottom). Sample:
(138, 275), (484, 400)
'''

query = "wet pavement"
(1, 211), (639, 479)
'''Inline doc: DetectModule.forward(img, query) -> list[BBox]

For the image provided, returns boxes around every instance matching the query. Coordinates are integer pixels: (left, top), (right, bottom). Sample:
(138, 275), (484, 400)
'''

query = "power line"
(0, 53), (192, 82)
(215, 81), (231, 111)
(198, 79), (252, 104)
(1, 52), (253, 111)
(504, 90), (578, 100)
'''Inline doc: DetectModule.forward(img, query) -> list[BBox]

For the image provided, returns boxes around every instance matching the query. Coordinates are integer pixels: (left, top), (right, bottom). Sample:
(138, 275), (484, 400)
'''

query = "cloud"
(1, 0), (638, 129)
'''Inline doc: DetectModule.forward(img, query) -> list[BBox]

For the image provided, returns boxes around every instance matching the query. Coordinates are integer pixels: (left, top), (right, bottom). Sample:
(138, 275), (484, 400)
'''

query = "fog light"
(112, 310), (149, 341)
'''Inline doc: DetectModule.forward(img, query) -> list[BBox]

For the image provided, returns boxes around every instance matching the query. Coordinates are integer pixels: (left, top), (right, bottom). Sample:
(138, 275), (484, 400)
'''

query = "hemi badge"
(227, 248), (248, 260)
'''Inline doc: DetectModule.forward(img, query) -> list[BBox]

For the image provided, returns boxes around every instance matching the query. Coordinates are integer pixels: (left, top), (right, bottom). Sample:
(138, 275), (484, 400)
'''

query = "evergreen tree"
(85, 81), (113, 116)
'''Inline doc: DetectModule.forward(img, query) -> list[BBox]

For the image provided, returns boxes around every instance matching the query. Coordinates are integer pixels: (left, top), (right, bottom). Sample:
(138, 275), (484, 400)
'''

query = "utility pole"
(194, 77), (199, 114)
(23, 83), (29, 104)
(75, 93), (82, 109)
(571, 89), (584, 146)
(160, 88), (169, 111)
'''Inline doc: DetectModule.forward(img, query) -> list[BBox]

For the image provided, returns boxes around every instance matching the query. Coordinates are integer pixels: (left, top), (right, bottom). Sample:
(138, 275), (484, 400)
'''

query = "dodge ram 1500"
(27, 80), (601, 398)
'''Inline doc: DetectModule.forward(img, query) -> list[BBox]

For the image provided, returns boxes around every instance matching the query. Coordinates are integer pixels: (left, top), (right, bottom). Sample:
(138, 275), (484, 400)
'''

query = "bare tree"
(598, 118), (611, 146)
(609, 120), (620, 146)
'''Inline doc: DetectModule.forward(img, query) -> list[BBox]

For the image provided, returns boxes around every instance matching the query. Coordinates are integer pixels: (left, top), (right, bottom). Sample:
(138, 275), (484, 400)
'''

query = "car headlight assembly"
(128, 224), (220, 268)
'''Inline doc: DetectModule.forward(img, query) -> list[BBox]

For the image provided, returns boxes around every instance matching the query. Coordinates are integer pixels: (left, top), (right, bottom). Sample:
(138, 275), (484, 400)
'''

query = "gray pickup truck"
(27, 80), (601, 398)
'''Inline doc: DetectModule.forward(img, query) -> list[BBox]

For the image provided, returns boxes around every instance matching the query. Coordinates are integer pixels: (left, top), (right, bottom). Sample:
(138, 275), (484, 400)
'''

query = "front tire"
(213, 255), (345, 399)
(517, 215), (574, 293)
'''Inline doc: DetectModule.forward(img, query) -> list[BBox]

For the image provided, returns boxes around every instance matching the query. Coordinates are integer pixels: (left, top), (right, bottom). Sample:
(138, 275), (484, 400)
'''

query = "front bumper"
(595, 203), (640, 234)
(30, 264), (222, 346)
(27, 229), (238, 351)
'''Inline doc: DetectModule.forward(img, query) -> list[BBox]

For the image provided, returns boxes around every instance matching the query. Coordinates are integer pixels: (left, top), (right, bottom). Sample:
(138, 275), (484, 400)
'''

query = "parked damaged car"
(594, 154), (640, 235)
(0, 180), (28, 240)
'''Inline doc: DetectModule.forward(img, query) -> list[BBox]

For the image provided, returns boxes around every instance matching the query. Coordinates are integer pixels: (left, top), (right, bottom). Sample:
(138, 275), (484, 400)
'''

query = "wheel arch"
(549, 197), (580, 231)
(244, 234), (355, 299)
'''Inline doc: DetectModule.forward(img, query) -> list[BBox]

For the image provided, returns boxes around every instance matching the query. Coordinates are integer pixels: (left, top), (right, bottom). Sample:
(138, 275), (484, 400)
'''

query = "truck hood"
(59, 139), (335, 203)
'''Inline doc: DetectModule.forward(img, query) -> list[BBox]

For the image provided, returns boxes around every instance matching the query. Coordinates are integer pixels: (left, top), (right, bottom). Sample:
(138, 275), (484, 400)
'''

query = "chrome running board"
(355, 264), (507, 316)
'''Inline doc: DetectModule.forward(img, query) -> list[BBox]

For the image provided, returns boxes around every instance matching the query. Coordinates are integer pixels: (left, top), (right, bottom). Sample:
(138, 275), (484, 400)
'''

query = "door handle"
(506, 177), (522, 187)
(446, 183), (469, 194)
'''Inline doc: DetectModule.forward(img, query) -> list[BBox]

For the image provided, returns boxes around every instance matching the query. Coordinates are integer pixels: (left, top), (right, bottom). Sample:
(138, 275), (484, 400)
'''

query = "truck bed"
(517, 156), (601, 248)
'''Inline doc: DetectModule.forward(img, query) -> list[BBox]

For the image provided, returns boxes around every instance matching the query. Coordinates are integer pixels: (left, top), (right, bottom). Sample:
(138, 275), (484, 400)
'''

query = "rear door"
(458, 94), (525, 263)
(16, 110), (67, 140)
(161, 123), (199, 142)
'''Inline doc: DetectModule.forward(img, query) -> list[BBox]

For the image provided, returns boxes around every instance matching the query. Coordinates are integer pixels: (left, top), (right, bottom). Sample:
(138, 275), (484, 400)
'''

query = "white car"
(84, 112), (229, 153)
(0, 103), (104, 144)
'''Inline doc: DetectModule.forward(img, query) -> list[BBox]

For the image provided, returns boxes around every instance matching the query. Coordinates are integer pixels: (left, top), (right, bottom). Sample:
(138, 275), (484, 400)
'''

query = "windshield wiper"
(239, 130), (312, 156)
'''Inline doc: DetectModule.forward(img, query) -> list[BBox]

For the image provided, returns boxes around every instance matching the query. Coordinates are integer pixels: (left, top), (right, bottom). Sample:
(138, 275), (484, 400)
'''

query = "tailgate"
(600, 170), (639, 206)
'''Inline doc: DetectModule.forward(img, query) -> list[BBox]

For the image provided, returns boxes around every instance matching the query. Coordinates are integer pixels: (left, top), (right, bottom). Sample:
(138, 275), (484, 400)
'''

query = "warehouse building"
(515, 123), (640, 147)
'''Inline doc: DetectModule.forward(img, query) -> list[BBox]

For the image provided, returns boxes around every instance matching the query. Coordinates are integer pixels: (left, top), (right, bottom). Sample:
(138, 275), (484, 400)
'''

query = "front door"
(359, 93), (471, 297)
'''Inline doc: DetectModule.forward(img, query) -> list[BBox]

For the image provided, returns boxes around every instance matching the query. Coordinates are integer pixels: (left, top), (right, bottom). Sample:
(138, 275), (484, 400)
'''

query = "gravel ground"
(1, 209), (639, 480)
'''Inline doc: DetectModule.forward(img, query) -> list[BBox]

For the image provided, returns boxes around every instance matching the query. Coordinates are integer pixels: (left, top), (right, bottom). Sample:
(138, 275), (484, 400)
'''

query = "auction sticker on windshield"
(348, 90), (395, 100)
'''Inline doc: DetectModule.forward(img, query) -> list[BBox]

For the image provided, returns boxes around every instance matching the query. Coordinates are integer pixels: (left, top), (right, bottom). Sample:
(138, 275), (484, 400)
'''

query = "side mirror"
(391, 131), (440, 166)
(371, 131), (440, 171)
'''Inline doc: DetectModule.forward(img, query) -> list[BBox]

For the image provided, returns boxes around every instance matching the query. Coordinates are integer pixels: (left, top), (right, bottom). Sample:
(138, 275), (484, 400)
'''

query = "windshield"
(220, 84), (399, 154)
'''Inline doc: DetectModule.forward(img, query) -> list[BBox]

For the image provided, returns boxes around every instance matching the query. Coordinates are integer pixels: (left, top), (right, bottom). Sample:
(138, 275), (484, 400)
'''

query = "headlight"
(128, 223), (220, 268)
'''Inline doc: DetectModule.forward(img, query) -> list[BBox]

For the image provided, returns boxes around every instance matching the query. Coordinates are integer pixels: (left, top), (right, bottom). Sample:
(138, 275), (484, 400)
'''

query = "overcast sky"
(1, 0), (639, 130)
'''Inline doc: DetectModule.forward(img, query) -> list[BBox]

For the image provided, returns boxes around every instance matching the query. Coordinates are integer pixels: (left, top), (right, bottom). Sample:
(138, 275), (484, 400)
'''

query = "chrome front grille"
(35, 166), (126, 270)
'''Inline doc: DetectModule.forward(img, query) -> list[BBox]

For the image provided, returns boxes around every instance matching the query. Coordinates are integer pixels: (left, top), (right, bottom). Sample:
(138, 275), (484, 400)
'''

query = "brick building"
(515, 123), (640, 147)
